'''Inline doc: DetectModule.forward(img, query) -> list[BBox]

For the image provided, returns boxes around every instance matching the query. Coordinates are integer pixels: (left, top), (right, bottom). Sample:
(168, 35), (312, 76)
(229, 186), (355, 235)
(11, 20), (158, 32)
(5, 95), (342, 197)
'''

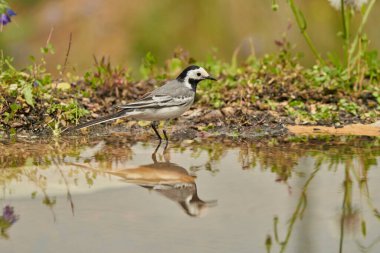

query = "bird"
(64, 65), (216, 141)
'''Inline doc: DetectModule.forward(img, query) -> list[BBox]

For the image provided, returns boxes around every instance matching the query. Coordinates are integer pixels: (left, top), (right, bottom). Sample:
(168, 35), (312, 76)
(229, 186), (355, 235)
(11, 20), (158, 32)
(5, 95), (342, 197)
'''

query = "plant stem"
(348, 0), (376, 65)
(287, 0), (325, 64)
(340, 0), (350, 66)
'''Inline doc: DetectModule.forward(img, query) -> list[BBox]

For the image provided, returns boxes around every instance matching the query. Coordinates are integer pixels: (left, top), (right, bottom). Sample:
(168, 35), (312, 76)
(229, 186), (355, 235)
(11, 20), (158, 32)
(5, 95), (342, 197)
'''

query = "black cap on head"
(176, 65), (200, 81)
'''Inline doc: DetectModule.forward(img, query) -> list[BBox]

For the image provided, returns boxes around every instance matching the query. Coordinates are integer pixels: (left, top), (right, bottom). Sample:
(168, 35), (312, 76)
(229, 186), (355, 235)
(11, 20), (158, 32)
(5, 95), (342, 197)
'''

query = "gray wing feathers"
(118, 80), (194, 109)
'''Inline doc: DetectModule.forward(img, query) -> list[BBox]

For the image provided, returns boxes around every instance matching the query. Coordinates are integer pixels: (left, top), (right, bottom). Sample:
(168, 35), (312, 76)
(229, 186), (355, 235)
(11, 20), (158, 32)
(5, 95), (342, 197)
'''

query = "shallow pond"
(1, 135), (380, 253)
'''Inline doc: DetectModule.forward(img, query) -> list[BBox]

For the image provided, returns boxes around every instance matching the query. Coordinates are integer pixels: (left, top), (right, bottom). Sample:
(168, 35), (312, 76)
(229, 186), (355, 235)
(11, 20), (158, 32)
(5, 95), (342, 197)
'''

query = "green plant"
(140, 51), (157, 79)
(274, 0), (378, 92)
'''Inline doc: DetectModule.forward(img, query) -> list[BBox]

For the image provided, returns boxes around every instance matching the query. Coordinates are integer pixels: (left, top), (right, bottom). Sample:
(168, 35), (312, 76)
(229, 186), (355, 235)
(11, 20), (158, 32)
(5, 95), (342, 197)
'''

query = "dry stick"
(61, 32), (73, 78)
(33, 27), (54, 80)
(56, 33), (74, 130)
(46, 27), (54, 46)
(45, 27), (58, 91)
(43, 27), (55, 79)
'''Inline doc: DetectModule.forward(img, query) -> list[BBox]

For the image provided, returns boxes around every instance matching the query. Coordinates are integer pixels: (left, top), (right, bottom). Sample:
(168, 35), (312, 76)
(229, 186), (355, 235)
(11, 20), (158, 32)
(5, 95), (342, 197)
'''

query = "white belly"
(130, 104), (192, 121)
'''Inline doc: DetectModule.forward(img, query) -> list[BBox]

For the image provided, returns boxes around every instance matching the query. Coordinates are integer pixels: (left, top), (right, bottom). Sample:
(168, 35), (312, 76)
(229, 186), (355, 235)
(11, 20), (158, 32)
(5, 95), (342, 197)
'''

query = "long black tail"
(63, 110), (130, 133)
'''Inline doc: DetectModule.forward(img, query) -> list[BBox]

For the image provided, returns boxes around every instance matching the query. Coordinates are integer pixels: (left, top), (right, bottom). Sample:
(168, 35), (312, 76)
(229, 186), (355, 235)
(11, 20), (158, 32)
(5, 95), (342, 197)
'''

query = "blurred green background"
(1, 0), (380, 74)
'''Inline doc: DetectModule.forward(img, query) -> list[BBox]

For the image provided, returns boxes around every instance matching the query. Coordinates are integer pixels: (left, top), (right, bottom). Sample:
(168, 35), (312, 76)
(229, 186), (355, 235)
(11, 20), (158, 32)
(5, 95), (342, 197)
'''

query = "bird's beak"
(205, 76), (216, 81)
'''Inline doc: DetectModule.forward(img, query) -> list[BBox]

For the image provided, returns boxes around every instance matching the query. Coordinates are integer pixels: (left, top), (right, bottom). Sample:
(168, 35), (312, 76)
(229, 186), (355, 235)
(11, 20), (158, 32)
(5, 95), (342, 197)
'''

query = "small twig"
(46, 27), (54, 47)
(254, 115), (267, 126)
(61, 32), (73, 77)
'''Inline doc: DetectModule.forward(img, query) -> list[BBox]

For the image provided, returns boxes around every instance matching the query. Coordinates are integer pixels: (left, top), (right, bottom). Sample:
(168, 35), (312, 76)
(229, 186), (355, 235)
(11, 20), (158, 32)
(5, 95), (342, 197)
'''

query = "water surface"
(1, 136), (380, 253)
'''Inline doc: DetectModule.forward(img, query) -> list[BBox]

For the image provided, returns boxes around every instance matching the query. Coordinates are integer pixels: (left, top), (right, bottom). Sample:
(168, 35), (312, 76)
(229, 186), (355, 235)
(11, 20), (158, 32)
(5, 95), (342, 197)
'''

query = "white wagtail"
(65, 65), (216, 140)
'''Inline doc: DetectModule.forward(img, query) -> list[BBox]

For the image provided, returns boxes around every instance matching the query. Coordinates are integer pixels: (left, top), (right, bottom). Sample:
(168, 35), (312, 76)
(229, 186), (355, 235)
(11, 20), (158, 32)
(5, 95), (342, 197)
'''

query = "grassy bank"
(0, 44), (380, 138)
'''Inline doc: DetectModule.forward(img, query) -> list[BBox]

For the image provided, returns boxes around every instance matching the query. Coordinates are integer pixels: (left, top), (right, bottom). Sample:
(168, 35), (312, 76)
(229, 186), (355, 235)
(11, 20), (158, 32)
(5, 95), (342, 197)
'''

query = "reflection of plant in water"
(266, 164), (321, 253)
(94, 142), (134, 170)
(239, 137), (380, 184)
(0, 165), (22, 186)
(188, 141), (227, 161)
(339, 162), (360, 253)
(172, 141), (227, 175)
(338, 155), (380, 253)
(53, 159), (75, 215)
(307, 137), (380, 252)
(238, 141), (307, 183)
(0, 136), (136, 171)
(0, 205), (19, 239)
(23, 168), (57, 221)
(263, 137), (380, 253)
(0, 137), (137, 222)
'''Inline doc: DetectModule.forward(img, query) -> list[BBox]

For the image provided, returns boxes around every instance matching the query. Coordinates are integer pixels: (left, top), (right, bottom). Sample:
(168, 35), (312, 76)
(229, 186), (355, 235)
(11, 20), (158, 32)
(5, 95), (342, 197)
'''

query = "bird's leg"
(163, 129), (169, 142)
(151, 121), (162, 141)
(162, 120), (169, 144)
(163, 130), (169, 150)
(152, 141), (161, 163)
(163, 141), (170, 162)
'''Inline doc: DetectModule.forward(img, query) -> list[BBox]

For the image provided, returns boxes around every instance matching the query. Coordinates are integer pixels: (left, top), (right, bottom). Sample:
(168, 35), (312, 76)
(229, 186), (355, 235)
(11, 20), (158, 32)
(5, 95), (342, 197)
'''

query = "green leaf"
(40, 47), (49, 54)
(40, 43), (55, 55)
(298, 10), (307, 31)
(23, 83), (34, 107)
(10, 103), (21, 113)
(31, 191), (37, 199)
(140, 51), (156, 79)
(272, 0), (279, 11)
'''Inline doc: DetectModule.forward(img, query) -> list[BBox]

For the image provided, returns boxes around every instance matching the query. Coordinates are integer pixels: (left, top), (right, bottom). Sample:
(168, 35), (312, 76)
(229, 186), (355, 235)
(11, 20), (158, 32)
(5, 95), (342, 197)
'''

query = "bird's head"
(176, 65), (216, 91)
(180, 195), (218, 217)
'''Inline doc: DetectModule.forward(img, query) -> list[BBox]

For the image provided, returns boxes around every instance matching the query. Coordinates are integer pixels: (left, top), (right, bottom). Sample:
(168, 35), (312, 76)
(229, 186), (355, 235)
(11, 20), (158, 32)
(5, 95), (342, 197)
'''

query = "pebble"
(371, 120), (380, 127)
(221, 107), (236, 117)
(203, 110), (224, 121)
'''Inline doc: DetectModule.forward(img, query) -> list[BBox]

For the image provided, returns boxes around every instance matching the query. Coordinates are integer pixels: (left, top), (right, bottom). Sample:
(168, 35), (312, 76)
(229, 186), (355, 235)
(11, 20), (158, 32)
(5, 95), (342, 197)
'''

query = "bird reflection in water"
(107, 142), (217, 217)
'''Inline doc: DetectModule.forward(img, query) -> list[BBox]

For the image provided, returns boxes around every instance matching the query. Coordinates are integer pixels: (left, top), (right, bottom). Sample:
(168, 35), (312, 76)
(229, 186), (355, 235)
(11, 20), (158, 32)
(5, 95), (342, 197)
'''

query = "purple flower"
(0, 13), (10, 25)
(6, 9), (16, 17)
(2, 205), (18, 225)
(0, 8), (16, 27)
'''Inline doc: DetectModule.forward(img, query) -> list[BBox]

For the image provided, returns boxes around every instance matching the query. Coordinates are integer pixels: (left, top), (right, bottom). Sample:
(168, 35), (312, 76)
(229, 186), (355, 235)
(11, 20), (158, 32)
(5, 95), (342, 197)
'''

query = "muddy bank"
(61, 121), (380, 140)
(59, 110), (289, 141)
(4, 114), (380, 141)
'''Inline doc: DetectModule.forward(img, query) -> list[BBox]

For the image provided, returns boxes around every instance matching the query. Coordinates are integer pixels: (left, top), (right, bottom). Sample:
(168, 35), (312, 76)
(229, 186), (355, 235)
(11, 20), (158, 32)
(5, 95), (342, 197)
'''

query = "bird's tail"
(63, 110), (129, 133)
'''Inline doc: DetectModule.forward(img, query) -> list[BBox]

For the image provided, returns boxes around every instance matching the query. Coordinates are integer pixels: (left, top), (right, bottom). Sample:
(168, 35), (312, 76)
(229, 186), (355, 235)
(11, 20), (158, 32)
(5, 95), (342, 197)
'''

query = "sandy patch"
(287, 124), (380, 137)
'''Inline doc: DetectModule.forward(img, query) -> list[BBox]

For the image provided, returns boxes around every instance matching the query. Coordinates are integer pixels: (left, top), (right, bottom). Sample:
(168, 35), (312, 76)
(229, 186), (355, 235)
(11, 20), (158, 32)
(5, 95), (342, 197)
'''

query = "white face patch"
(187, 67), (209, 80)
(183, 67), (211, 89)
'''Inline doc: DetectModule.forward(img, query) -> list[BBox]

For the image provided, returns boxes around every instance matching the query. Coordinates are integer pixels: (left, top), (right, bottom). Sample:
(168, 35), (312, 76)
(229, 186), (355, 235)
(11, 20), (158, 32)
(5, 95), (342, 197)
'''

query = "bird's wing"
(117, 94), (193, 109)
(117, 80), (194, 110)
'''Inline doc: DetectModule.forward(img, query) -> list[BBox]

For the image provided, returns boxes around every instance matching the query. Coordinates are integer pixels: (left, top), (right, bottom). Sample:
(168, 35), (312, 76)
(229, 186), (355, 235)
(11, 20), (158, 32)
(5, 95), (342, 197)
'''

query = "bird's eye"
(197, 72), (201, 77)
